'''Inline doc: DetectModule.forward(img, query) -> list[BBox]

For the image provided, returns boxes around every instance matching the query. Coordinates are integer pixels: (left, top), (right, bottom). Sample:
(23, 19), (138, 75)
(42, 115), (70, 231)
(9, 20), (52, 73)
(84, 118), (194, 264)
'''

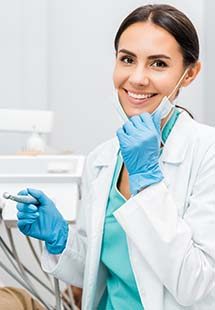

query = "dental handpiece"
(2, 192), (39, 205)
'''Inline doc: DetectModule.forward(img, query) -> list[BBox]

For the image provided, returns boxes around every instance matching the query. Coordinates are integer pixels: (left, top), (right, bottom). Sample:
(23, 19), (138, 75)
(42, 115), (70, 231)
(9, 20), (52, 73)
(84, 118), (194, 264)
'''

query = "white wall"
(0, 0), (48, 154)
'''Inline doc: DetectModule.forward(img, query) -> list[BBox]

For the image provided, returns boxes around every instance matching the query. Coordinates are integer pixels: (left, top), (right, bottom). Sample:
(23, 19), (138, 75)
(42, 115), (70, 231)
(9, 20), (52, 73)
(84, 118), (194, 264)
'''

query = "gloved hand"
(16, 188), (68, 254)
(116, 111), (164, 195)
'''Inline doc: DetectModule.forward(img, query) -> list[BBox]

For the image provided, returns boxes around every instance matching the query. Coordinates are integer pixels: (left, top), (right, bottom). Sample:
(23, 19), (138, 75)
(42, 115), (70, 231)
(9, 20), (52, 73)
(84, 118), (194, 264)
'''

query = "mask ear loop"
(167, 67), (190, 101)
(114, 90), (129, 123)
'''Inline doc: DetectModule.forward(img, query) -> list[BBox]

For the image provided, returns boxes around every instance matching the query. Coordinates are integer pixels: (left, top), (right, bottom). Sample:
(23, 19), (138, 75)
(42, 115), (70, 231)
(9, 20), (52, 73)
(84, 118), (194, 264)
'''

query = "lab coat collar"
(93, 111), (193, 168)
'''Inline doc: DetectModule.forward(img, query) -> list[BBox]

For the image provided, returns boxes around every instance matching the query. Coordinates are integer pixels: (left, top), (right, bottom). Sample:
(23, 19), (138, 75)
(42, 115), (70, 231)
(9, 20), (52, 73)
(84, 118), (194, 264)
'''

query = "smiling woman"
(113, 8), (200, 119)
(15, 4), (215, 310)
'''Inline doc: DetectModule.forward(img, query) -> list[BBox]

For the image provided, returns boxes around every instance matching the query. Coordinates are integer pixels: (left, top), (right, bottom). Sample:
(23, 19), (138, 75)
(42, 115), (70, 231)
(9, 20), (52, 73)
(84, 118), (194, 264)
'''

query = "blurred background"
(0, 0), (213, 155)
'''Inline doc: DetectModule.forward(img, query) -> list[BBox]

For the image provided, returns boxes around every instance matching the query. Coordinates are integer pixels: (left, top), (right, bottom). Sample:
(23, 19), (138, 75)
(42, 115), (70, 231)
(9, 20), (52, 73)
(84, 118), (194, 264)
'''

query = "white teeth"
(127, 91), (154, 100)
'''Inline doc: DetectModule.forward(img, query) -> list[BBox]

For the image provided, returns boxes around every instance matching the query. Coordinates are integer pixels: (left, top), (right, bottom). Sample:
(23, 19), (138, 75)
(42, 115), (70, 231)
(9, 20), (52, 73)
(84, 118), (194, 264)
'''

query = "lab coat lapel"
(84, 141), (118, 309)
(90, 158), (117, 237)
(90, 138), (119, 236)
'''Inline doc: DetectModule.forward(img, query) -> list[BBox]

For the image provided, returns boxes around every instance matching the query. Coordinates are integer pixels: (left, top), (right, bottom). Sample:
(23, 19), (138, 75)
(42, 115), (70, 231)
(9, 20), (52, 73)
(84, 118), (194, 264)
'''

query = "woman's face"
(113, 22), (187, 117)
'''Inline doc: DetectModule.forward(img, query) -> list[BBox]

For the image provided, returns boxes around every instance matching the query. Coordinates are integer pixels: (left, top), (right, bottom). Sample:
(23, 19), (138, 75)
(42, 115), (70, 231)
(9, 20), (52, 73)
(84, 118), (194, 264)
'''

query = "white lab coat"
(42, 111), (215, 310)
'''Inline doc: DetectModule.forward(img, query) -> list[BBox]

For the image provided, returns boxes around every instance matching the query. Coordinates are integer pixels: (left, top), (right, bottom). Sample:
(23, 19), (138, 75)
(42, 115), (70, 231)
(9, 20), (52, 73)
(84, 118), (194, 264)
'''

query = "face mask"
(113, 91), (128, 123)
(114, 67), (189, 123)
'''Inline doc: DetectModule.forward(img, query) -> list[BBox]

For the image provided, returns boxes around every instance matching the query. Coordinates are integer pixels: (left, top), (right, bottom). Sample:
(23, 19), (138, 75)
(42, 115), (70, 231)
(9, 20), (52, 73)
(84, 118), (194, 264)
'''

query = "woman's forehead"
(118, 22), (182, 58)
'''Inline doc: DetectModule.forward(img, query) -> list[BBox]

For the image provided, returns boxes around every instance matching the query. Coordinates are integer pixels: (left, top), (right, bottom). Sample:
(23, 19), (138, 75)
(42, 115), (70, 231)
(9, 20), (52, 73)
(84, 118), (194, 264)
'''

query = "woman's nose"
(128, 66), (150, 87)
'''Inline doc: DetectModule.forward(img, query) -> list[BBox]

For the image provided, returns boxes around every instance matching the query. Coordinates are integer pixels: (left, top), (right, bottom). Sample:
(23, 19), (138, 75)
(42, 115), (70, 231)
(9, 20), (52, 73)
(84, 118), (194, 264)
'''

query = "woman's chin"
(126, 108), (149, 118)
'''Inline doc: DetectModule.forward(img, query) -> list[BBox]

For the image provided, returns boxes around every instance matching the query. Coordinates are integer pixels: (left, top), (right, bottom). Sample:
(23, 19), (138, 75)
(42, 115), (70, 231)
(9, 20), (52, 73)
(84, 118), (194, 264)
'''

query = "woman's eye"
(151, 60), (167, 68)
(120, 56), (134, 64)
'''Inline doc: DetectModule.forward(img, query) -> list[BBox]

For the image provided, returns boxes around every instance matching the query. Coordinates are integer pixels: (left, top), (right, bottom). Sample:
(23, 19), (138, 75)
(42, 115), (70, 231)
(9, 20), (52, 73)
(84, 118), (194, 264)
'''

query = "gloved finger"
(116, 128), (131, 145)
(17, 221), (34, 232)
(139, 112), (154, 130)
(116, 127), (126, 138)
(152, 109), (162, 134)
(129, 115), (144, 129)
(17, 211), (39, 220)
(122, 121), (136, 135)
(16, 203), (38, 213)
(17, 189), (28, 196)
(27, 188), (50, 205)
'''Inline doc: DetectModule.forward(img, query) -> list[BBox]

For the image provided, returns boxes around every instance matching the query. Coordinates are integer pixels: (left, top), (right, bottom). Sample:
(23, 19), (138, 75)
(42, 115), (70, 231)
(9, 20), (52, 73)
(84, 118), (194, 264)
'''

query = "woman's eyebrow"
(148, 54), (171, 60)
(118, 49), (171, 60)
(118, 49), (136, 57)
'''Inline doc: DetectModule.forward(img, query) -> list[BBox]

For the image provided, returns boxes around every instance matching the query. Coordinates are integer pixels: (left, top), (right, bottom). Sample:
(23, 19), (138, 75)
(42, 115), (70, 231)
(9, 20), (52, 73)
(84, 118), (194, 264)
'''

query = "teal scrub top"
(98, 109), (180, 310)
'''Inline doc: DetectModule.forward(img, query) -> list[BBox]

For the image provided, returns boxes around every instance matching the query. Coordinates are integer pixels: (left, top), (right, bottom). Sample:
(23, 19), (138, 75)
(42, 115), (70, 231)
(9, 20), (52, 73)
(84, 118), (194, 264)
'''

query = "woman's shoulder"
(84, 137), (118, 170)
(90, 137), (118, 155)
(81, 138), (118, 182)
(189, 117), (215, 145)
(178, 111), (215, 146)
(88, 137), (118, 158)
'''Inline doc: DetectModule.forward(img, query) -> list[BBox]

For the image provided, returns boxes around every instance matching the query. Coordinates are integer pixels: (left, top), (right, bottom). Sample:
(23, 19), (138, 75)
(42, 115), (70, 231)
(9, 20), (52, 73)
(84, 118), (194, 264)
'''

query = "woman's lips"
(124, 89), (157, 106)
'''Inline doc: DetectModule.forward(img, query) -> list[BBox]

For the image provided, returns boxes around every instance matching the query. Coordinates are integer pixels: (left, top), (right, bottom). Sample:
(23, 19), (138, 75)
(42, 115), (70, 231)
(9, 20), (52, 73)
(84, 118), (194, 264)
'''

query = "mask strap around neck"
(167, 68), (189, 100)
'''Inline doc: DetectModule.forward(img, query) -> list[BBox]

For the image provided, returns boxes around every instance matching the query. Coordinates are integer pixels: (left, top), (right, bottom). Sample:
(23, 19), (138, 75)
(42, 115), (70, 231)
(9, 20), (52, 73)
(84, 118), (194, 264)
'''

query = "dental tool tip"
(3, 192), (10, 199)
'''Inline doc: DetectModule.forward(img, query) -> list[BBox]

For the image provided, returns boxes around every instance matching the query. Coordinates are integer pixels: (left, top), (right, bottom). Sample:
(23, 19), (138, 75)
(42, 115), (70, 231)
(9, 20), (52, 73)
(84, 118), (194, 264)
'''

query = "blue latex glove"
(16, 188), (68, 254)
(116, 111), (164, 195)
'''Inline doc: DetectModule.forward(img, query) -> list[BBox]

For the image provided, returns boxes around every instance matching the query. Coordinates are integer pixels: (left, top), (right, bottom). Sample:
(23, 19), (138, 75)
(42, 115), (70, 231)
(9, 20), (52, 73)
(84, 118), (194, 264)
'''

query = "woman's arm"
(41, 155), (92, 287)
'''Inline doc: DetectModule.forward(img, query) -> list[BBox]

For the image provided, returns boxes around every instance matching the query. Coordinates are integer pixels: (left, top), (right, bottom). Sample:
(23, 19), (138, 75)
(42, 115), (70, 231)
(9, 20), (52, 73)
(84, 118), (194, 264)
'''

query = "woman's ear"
(181, 61), (201, 87)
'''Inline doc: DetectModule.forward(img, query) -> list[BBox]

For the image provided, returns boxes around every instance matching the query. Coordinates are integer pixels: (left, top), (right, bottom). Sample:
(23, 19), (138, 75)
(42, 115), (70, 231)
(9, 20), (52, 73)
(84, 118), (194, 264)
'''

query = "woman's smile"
(123, 88), (158, 107)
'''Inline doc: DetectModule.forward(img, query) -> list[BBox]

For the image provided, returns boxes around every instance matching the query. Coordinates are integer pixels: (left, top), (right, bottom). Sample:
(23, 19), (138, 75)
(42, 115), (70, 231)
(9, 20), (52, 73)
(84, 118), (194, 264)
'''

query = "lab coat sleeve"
(41, 156), (92, 287)
(114, 143), (215, 306)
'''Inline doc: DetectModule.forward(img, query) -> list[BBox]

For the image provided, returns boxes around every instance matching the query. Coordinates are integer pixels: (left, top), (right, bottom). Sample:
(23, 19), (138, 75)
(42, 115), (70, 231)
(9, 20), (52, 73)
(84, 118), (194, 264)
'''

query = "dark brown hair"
(114, 4), (199, 117)
(114, 4), (199, 67)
